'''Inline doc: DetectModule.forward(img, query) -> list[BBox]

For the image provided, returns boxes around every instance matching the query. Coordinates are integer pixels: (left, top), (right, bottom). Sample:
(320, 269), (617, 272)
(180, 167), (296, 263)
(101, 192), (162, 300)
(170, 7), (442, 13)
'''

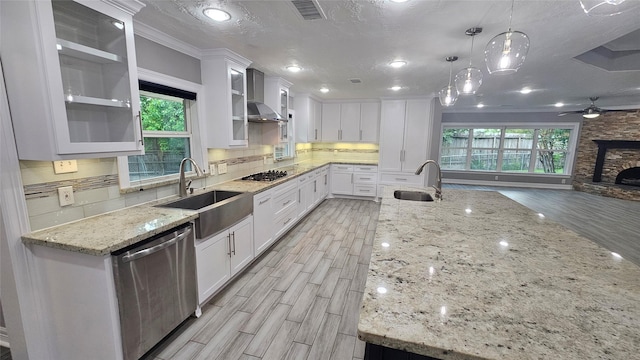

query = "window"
(117, 73), (203, 189)
(440, 125), (576, 175)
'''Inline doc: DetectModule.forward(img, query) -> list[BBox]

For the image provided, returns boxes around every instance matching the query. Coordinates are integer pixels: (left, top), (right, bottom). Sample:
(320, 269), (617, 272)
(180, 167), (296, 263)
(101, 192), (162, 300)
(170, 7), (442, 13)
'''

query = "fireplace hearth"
(616, 167), (640, 187)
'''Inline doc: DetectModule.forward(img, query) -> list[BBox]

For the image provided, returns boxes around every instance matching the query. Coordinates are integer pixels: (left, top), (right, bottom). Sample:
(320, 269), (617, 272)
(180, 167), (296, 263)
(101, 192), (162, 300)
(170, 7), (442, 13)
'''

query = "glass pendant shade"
(580, 0), (640, 16)
(439, 85), (458, 107)
(485, 30), (529, 75)
(455, 67), (483, 95)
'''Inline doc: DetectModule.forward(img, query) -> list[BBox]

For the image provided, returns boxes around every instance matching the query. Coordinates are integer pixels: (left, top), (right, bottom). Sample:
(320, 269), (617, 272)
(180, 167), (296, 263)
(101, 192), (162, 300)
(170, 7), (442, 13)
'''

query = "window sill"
(120, 174), (205, 194)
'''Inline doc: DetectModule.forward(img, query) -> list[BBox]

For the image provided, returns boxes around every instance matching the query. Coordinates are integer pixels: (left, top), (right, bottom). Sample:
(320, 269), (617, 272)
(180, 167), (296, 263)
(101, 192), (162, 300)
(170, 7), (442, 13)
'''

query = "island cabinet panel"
(1, 0), (145, 160)
(364, 343), (438, 360)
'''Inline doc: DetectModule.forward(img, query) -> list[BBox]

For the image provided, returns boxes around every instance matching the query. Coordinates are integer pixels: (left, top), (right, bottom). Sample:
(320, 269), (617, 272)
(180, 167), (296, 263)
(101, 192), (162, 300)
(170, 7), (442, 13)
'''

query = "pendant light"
(455, 27), (483, 95)
(579, 0), (640, 16)
(484, 0), (529, 75)
(439, 56), (458, 107)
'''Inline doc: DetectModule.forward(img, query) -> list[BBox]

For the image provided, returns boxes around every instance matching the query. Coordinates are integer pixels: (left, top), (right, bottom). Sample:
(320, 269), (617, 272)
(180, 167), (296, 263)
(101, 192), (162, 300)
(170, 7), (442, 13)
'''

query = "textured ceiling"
(133, 0), (640, 113)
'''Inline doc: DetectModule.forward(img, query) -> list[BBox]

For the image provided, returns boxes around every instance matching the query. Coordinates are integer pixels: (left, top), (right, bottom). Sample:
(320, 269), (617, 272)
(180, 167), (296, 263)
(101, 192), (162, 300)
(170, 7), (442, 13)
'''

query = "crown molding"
(201, 48), (252, 68)
(133, 20), (203, 59)
(101, 0), (145, 15)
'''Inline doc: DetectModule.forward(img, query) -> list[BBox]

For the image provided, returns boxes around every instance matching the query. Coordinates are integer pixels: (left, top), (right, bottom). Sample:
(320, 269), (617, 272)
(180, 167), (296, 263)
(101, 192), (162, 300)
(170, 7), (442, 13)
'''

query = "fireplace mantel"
(592, 140), (640, 182)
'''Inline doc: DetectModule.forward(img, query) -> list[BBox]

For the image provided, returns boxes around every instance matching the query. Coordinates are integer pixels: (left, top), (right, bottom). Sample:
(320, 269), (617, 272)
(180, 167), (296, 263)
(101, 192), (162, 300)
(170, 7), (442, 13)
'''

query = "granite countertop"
(358, 187), (640, 360)
(22, 160), (377, 256)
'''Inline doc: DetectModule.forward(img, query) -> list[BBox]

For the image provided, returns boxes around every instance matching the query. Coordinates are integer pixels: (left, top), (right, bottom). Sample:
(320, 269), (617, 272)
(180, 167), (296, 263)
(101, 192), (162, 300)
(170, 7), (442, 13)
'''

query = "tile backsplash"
(20, 141), (378, 231)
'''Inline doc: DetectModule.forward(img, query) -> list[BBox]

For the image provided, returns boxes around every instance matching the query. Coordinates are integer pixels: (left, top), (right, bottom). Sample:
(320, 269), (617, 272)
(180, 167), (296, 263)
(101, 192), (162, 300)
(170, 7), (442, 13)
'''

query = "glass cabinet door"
(52, 0), (138, 146)
(230, 67), (247, 143)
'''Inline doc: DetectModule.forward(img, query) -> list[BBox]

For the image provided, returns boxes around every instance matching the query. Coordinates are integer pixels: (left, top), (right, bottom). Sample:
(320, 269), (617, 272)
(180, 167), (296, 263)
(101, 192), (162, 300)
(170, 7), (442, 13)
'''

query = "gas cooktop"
(241, 170), (288, 182)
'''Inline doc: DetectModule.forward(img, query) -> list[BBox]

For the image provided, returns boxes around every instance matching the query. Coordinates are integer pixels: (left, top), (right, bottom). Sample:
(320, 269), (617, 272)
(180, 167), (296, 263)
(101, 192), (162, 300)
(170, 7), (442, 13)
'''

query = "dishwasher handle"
(122, 227), (192, 263)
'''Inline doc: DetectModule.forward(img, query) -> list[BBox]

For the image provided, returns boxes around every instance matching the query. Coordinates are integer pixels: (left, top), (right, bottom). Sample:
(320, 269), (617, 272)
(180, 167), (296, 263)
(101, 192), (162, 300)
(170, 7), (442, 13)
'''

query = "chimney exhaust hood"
(246, 68), (283, 122)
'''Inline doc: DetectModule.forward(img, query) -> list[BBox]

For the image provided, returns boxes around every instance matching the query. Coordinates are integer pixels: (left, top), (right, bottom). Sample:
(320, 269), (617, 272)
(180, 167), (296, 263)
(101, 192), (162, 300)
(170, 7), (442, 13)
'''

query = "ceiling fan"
(558, 97), (635, 119)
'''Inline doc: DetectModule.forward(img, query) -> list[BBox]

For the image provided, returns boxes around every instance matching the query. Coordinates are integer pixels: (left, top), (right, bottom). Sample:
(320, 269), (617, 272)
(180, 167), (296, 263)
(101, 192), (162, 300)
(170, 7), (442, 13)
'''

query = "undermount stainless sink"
(159, 190), (253, 239)
(393, 190), (434, 202)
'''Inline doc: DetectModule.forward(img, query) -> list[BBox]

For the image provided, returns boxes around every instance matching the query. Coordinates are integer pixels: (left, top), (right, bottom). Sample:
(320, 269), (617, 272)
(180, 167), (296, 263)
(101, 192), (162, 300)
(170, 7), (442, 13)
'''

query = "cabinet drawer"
(353, 173), (376, 184)
(379, 172), (424, 185)
(273, 179), (297, 197)
(354, 185), (376, 197)
(274, 205), (297, 239)
(298, 174), (310, 184)
(332, 164), (354, 172)
(354, 165), (377, 173)
(274, 189), (298, 216)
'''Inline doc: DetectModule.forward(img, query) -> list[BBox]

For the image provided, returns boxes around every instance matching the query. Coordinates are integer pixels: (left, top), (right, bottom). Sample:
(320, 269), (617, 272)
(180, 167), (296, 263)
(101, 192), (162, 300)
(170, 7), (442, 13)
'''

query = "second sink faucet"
(179, 157), (204, 197)
(415, 160), (442, 201)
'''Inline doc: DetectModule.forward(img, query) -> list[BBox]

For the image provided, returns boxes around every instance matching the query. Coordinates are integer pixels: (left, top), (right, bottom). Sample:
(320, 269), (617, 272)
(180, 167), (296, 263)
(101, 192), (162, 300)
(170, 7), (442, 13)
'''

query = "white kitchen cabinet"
(297, 173), (314, 218)
(202, 49), (252, 148)
(360, 102), (380, 142)
(340, 103), (361, 140)
(321, 103), (342, 141)
(312, 98), (322, 141)
(273, 181), (299, 239)
(331, 164), (355, 195)
(265, 77), (293, 146)
(379, 99), (433, 184)
(331, 164), (378, 198)
(253, 189), (274, 256)
(1, 0), (145, 160)
(295, 94), (322, 143)
(196, 216), (254, 304)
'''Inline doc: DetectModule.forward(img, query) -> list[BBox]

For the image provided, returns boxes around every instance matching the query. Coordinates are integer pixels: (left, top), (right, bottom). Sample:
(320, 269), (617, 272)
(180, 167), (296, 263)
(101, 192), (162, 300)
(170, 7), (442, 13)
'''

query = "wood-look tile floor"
(144, 198), (380, 360)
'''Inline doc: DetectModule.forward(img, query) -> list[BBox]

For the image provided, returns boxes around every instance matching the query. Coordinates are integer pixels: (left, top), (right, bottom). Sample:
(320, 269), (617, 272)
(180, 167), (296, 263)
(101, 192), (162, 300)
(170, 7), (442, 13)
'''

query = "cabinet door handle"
(232, 231), (236, 255)
(227, 234), (231, 256)
(399, 150), (403, 162)
(315, 129), (317, 140)
(136, 111), (144, 146)
(314, 180), (317, 192)
(299, 189), (301, 203)
(351, 173), (354, 184)
(324, 174), (327, 185)
(259, 198), (270, 205)
(360, 129), (362, 141)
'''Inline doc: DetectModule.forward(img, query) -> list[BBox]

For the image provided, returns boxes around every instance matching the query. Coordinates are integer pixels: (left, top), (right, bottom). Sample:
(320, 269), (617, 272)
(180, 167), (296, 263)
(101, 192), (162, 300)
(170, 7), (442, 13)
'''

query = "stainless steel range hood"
(246, 68), (283, 122)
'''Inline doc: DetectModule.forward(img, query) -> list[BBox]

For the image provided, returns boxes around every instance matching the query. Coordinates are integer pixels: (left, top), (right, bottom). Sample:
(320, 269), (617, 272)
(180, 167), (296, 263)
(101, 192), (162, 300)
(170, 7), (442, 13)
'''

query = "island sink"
(393, 190), (434, 202)
(160, 190), (253, 239)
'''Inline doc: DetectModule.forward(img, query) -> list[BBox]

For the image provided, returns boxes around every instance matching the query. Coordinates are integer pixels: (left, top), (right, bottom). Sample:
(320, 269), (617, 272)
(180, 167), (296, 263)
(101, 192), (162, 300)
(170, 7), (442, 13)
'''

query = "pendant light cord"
(508, 0), (515, 31)
(448, 61), (453, 86)
(468, 35), (475, 67)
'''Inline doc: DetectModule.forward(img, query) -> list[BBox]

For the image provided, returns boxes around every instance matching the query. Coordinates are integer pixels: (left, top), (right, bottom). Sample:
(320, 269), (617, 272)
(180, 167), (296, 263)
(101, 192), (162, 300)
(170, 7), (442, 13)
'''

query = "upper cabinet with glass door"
(0, 0), (145, 160)
(202, 49), (252, 148)
(265, 77), (293, 143)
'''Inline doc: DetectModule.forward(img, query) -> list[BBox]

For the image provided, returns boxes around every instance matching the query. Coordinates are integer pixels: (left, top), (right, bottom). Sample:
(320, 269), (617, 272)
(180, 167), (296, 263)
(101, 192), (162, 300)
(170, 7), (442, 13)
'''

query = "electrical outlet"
(494, 175), (499, 180)
(218, 163), (228, 174)
(209, 164), (216, 175)
(58, 186), (74, 206)
(53, 160), (78, 174)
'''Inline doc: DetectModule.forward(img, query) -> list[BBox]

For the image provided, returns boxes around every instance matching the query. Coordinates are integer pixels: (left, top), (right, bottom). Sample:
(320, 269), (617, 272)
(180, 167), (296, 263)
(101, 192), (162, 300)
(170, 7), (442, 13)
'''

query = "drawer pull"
(259, 198), (270, 205)
(283, 199), (292, 206)
(359, 177), (372, 180)
(284, 217), (292, 225)
(359, 189), (371, 192)
(395, 178), (408, 181)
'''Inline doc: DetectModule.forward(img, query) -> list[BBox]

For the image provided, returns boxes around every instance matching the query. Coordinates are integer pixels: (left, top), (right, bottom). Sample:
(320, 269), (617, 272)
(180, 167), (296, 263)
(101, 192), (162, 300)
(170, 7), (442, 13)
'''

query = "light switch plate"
(58, 186), (74, 206)
(53, 160), (78, 174)
(218, 163), (228, 174)
(209, 164), (216, 175)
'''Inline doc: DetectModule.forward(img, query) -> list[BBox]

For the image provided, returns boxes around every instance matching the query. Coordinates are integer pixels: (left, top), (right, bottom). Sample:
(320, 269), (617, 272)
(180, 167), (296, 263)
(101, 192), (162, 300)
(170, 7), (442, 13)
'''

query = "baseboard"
(0, 327), (9, 347)
(443, 178), (573, 190)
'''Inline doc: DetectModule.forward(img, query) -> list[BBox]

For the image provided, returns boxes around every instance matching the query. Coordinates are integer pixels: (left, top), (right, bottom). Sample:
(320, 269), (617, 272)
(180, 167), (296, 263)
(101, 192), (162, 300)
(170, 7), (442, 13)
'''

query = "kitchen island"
(358, 187), (640, 360)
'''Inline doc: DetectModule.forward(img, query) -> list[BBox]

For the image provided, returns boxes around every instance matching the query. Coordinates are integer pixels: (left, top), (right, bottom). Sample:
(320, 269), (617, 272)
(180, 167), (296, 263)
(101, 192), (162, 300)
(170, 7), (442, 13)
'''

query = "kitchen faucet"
(415, 160), (442, 201)
(178, 157), (204, 197)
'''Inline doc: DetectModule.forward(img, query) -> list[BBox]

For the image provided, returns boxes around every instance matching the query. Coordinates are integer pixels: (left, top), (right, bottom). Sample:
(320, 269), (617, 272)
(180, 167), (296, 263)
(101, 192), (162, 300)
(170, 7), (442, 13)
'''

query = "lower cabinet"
(253, 190), (274, 256)
(331, 164), (378, 198)
(195, 215), (253, 305)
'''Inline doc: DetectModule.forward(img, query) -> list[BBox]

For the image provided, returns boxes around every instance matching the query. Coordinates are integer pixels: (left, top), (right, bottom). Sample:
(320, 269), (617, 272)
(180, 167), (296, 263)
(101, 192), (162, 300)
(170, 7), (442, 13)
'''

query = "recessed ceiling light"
(555, 102), (564, 107)
(203, 8), (231, 22)
(520, 87), (532, 94)
(390, 0), (409, 3)
(390, 86), (402, 91)
(477, 103), (485, 108)
(389, 60), (407, 68)
(286, 65), (301, 73)
(320, 87), (329, 93)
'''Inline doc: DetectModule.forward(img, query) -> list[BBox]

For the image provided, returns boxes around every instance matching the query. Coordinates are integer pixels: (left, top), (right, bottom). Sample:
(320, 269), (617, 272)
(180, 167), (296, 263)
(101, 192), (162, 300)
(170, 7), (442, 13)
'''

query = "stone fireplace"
(573, 110), (640, 201)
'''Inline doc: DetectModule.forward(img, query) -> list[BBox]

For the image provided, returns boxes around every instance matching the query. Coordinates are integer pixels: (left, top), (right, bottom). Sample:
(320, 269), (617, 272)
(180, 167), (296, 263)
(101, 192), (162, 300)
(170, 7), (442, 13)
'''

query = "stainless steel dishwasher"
(112, 223), (197, 360)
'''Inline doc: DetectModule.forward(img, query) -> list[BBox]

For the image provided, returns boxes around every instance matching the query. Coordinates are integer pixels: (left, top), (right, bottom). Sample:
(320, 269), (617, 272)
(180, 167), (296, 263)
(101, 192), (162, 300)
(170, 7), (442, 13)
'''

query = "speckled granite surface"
(358, 187), (640, 360)
(22, 160), (376, 256)
(22, 206), (198, 256)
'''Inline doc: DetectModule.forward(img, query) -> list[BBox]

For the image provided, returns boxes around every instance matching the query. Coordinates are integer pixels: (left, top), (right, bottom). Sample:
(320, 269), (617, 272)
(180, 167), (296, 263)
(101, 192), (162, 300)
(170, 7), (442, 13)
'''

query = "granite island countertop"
(358, 187), (640, 360)
(22, 159), (377, 255)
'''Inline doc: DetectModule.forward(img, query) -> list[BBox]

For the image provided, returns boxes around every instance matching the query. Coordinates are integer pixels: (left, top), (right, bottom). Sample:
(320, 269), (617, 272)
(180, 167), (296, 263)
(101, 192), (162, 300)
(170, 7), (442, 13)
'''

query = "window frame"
(117, 68), (206, 190)
(439, 122), (580, 176)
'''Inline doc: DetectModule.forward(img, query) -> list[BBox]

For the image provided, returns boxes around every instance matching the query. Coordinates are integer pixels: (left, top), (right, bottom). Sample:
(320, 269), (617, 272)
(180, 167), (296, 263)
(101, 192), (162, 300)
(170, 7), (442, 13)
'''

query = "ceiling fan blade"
(557, 110), (583, 117)
(603, 108), (638, 113)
